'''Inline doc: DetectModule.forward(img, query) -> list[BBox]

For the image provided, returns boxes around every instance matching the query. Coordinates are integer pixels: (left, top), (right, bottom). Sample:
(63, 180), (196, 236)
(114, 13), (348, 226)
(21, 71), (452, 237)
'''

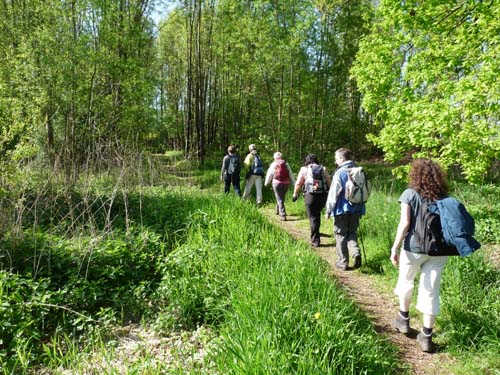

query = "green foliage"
(0, 272), (52, 368)
(0, 0), (158, 177)
(440, 255), (500, 360)
(155, 195), (402, 374)
(158, 0), (375, 161)
(352, 1), (500, 183)
(451, 182), (500, 244)
(0, 183), (212, 372)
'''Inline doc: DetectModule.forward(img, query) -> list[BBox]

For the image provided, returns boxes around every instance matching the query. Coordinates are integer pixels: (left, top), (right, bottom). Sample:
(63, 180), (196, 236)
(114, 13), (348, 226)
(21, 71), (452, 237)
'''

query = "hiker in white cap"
(243, 144), (265, 205)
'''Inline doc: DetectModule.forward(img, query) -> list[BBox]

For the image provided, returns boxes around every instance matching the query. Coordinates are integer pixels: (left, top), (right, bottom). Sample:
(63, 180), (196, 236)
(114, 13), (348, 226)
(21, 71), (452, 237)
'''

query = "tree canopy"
(1, 0), (499, 182)
(157, 0), (374, 162)
(0, 0), (158, 180)
(352, 0), (500, 182)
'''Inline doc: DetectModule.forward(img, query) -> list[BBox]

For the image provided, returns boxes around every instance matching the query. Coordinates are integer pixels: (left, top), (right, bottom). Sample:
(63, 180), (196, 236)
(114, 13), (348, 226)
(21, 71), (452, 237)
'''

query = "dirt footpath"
(262, 210), (457, 375)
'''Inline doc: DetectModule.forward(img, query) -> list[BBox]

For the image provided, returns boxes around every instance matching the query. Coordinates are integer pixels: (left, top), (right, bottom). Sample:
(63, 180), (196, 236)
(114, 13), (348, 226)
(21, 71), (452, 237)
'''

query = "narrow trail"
(262, 209), (457, 375)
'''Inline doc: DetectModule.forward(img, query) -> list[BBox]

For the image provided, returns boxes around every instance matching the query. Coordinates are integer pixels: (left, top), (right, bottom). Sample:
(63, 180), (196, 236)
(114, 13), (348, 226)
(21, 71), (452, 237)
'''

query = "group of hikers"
(221, 143), (475, 353)
(221, 144), (364, 269)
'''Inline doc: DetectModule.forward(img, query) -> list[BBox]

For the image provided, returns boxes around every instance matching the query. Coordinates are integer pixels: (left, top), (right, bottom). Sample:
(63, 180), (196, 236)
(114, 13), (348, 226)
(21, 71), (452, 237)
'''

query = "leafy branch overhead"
(352, 0), (500, 183)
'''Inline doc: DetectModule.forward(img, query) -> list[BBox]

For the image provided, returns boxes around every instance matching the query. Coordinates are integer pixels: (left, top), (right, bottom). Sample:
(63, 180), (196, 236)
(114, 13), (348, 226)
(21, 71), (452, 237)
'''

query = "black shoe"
(392, 314), (410, 334)
(353, 255), (362, 269)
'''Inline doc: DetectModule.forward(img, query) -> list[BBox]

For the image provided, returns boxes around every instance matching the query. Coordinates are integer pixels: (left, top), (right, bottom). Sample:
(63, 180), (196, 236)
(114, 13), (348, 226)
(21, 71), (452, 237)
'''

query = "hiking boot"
(353, 255), (362, 269)
(280, 215), (287, 221)
(417, 331), (434, 353)
(335, 262), (348, 271)
(392, 314), (410, 334)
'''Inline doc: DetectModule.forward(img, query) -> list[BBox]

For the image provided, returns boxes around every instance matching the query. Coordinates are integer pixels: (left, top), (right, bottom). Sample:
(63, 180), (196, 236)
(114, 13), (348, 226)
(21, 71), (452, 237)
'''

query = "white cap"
(273, 152), (282, 160)
(248, 144), (256, 151)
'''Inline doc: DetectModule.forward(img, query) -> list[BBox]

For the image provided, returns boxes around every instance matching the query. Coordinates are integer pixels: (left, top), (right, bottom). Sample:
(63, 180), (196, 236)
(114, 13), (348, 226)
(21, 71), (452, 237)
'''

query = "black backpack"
(304, 164), (327, 193)
(413, 199), (458, 256)
(227, 155), (241, 175)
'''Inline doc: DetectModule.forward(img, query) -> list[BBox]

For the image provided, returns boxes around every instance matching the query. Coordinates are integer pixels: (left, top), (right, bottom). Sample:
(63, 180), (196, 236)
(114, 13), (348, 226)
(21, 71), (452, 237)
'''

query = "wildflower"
(314, 312), (321, 320)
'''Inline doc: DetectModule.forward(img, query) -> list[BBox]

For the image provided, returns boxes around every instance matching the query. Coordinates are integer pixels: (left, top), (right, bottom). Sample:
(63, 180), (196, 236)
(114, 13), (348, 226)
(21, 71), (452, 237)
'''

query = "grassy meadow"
(0, 154), (499, 374)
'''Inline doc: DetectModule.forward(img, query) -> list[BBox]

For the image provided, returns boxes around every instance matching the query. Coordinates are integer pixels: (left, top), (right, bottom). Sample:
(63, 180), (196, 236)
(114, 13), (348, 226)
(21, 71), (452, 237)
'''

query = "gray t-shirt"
(398, 188), (423, 253)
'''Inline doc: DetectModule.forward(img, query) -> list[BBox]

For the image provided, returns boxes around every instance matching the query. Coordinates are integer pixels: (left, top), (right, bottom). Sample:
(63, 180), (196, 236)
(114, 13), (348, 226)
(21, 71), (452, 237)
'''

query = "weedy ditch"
(1, 182), (403, 374)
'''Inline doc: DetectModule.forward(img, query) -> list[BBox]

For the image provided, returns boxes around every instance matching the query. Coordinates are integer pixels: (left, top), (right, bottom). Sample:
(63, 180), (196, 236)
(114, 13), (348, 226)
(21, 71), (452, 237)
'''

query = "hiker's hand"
(390, 251), (399, 267)
(325, 213), (330, 220)
(292, 195), (297, 202)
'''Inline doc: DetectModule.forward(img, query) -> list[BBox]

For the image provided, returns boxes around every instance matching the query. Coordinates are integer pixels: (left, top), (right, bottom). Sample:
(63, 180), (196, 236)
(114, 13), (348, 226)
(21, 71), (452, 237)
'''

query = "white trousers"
(394, 250), (449, 316)
(243, 175), (263, 204)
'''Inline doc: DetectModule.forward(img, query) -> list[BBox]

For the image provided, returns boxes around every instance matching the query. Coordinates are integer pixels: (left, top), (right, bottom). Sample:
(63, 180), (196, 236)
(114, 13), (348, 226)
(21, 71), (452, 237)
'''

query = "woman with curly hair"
(389, 158), (449, 353)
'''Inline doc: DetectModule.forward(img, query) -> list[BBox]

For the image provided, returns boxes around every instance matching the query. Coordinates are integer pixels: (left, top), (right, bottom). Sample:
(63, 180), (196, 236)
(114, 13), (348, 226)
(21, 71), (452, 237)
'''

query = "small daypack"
(344, 167), (370, 204)
(274, 160), (290, 182)
(413, 199), (459, 256)
(304, 164), (327, 193)
(252, 155), (265, 176)
(227, 155), (241, 175)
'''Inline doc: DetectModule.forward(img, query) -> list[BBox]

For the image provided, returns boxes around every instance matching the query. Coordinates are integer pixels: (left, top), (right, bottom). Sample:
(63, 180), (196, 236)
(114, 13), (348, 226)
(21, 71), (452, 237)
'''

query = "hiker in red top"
(265, 152), (295, 221)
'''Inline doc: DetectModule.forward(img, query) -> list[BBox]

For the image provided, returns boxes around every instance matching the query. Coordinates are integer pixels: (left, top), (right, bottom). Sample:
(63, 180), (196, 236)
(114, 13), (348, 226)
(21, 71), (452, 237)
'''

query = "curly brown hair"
(409, 159), (448, 201)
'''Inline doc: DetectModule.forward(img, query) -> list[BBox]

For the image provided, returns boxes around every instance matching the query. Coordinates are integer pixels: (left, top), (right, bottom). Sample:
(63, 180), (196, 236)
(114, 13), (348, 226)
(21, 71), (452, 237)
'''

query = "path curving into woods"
(261, 209), (458, 375)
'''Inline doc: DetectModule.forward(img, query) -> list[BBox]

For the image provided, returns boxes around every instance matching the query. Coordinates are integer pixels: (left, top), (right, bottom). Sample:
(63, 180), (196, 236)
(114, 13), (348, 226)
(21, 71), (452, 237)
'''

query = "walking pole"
(358, 224), (367, 267)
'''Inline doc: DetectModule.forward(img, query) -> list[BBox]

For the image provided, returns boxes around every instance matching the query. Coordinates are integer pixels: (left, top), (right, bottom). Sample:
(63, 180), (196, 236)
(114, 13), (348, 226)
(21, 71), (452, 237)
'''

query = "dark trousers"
(224, 173), (241, 196)
(334, 212), (361, 267)
(304, 192), (328, 246)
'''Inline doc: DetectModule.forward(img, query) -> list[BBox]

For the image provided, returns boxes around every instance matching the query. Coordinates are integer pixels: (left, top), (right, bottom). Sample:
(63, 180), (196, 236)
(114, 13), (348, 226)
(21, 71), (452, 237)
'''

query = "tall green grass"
(2, 157), (499, 374)
(157, 194), (405, 374)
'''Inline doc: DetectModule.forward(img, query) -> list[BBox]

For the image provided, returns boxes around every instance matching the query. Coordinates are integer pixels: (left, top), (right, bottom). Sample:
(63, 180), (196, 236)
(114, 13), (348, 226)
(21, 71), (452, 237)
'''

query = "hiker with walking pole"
(325, 148), (366, 271)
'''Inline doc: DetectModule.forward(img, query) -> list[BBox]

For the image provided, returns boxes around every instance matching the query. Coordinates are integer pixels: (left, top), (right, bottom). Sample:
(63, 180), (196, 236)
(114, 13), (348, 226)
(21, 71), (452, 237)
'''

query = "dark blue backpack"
(252, 155), (264, 176)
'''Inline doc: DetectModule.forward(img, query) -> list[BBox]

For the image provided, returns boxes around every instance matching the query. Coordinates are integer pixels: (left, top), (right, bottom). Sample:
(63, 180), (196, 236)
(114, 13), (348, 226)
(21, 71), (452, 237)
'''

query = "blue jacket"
(429, 197), (481, 256)
(325, 161), (365, 217)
